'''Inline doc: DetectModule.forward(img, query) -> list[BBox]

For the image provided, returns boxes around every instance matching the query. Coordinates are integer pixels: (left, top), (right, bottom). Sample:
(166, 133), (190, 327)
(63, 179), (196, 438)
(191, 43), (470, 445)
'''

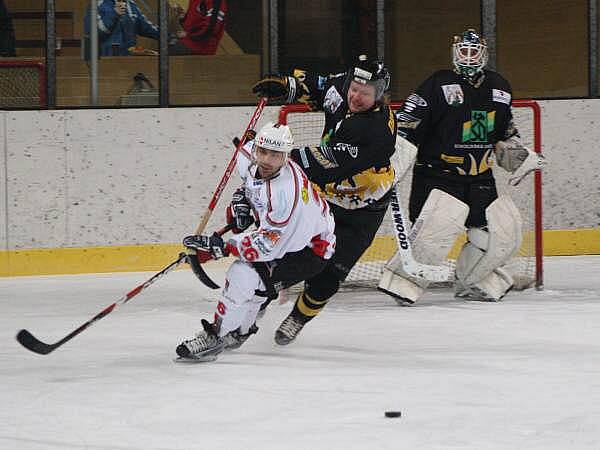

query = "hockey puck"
(384, 411), (401, 418)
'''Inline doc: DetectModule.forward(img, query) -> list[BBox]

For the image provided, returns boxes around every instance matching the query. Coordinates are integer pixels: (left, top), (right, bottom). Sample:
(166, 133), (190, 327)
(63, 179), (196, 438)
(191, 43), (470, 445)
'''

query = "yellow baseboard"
(1, 228), (599, 277)
(541, 228), (600, 255)
(0, 244), (185, 277)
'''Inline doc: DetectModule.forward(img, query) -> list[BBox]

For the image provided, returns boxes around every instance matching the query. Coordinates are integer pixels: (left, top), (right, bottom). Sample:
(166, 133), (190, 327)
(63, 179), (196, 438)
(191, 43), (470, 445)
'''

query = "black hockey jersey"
(289, 69), (397, 210)
(398, 69), (519, 181)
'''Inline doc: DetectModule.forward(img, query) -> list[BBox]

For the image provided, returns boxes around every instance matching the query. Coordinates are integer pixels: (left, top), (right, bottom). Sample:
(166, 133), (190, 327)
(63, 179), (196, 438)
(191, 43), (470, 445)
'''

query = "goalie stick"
(386, 185), (451, 283)
(16, 252), (188, 355)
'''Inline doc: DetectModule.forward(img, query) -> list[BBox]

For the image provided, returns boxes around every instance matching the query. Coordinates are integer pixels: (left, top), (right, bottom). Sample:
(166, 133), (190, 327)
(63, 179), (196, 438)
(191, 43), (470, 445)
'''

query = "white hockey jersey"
(225, 143), (336, 263)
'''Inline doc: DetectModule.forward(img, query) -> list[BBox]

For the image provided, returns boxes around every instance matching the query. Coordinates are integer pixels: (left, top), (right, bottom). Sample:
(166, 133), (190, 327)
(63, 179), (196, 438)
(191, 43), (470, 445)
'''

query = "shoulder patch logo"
(441, 84), (464, 106)
(492, 89), (511, 105)
(406, 93), (428, 107)
(323, 86), (344, 114)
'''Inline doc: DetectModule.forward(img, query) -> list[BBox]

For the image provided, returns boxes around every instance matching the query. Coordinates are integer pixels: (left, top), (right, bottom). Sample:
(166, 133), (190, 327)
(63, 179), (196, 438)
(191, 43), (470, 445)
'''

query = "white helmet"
(452, 28), (488, 81)
(254, 122), (294, 154)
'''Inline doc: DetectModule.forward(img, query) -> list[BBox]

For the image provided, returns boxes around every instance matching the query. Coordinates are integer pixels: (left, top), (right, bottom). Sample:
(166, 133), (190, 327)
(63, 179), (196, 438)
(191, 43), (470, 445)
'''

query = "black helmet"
(348, 54), (390, 101)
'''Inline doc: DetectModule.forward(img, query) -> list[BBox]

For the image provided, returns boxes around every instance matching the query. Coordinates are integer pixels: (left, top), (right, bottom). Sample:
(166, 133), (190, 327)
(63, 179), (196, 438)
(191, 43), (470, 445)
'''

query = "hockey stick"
(186, 223), (235, 289)
(15, 253), (188, 355)
(194, 96), (267, 235)
(387, 186), (451, 282)
(187, 97), (266, 281)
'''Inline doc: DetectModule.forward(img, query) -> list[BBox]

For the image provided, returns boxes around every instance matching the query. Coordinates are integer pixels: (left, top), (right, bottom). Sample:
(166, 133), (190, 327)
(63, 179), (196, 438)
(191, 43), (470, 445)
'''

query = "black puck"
(384, 411), (401, 418)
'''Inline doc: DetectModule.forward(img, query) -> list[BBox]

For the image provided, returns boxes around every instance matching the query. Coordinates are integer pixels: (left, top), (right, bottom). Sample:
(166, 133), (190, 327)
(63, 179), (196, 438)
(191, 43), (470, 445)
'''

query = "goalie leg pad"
(390, 136), (418, 184)
(378, 267), (425, 305)
(455, 196), (523, 300)
(379, 189), (469, 302)
(455, 267), (513, 302)
(410, 189), (470, 264)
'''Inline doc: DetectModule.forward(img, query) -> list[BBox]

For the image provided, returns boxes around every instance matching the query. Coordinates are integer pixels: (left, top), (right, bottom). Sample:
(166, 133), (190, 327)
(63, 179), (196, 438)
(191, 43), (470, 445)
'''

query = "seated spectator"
(0, 0), (16, 57)
(84, 0), (159, 56)
(169, 0), (227, 55)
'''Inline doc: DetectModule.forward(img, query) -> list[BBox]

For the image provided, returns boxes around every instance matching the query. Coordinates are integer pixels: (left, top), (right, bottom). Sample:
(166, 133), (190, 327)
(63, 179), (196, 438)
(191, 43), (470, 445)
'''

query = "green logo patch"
(462, 110), (495, 143)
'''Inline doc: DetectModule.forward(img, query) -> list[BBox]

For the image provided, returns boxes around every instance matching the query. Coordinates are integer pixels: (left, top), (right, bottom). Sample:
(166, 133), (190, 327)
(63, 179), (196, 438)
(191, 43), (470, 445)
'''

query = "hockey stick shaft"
(16, 252), (188, 355)
(388, 186), (451, 282)
(194, 97), (267, 235)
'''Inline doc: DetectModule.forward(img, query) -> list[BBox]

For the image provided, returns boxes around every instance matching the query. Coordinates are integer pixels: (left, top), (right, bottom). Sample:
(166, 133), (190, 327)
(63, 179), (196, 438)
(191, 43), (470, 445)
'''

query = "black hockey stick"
(16, 252), (188, 355)
(186, 223), (235, 289)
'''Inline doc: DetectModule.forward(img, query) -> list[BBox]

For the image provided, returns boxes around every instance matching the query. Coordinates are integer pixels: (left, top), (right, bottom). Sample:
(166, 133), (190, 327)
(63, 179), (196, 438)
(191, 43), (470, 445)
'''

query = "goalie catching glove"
(252, 74), (298, 103)
(183, 233), (230, 263)
(495, 137), (546, 186)
(226, 188), (254, 233)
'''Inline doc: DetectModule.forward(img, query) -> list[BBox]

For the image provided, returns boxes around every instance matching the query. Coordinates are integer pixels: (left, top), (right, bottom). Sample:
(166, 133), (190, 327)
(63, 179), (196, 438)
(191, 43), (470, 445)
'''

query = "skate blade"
(173, 354), (218, 363)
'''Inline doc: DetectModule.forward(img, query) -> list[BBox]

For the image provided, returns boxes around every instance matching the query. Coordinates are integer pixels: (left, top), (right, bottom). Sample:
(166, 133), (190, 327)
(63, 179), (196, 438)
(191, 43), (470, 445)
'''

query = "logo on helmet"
(347, 54), (390, 101)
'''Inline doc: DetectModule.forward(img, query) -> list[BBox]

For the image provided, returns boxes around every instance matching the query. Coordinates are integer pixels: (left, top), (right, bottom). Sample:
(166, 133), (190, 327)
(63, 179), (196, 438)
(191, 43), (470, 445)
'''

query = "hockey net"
(0, 60), (46, 108)
(279, 101), (543, 290)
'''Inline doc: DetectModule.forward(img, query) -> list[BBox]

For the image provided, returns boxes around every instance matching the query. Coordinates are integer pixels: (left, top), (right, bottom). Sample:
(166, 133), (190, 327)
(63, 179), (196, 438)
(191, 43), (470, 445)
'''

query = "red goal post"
(0, 60), (47, 108)
(279, 100), (543, 290)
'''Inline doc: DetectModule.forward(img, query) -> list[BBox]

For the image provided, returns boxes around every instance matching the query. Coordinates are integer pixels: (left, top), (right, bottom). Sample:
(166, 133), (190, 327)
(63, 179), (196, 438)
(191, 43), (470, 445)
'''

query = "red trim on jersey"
(310, 235), (330, 258)
(225, 241), (239, 257)
(265, 163), (298, 226)
(238, 143), (251, 160)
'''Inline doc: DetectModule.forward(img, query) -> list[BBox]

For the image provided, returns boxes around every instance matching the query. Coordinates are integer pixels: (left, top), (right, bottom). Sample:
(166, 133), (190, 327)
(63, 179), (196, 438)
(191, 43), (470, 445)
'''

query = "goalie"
(378, 29), (545, 305)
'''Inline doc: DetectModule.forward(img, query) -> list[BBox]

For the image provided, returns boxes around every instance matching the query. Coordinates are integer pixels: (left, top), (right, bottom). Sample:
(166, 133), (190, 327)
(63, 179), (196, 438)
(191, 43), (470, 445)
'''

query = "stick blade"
(16, 329), (55, 355)
(187, 253), (220, 289)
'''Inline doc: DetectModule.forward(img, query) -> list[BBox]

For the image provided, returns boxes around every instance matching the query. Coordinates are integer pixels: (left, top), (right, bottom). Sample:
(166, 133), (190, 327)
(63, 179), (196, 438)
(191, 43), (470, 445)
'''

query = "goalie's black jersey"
(289, 69), (397, 210)
(398, 69), (519, 182)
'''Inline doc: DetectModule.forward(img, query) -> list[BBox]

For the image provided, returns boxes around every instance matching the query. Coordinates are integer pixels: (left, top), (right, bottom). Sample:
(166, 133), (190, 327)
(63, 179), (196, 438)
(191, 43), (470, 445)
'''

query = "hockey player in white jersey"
(176, 122), (336, 361)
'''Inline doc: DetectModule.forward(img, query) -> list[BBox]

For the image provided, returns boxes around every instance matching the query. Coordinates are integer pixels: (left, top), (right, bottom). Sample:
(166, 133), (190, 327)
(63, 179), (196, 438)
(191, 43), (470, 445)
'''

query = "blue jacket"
(84, 0), (159, 56)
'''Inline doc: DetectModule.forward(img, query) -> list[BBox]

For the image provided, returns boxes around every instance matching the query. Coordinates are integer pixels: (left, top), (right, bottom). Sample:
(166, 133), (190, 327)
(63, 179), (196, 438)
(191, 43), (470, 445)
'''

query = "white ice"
(1, 255), (600, 450)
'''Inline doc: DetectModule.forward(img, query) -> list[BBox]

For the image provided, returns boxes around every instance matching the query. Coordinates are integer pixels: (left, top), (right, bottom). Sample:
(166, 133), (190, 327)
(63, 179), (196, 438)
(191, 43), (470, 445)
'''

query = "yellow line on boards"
(1, 228), (599, 277)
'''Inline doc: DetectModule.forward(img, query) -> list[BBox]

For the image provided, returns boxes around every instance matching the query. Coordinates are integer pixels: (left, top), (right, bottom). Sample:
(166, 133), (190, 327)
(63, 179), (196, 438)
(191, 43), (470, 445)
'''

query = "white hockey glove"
(495, 137), (546, 186)
(508, 150), (545, 186)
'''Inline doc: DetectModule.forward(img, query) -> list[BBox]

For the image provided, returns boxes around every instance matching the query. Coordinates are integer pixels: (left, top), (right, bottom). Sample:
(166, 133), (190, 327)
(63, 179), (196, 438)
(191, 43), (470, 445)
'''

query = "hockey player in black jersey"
(378, 29), (544, 304)
(253, 55), (397, 344)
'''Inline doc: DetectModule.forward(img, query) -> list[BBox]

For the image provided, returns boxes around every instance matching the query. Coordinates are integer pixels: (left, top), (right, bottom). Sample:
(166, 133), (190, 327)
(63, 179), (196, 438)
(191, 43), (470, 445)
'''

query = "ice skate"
(274, 311), (307, 345)
(222, 324), (259, 350)
(175, 319), (225, 362)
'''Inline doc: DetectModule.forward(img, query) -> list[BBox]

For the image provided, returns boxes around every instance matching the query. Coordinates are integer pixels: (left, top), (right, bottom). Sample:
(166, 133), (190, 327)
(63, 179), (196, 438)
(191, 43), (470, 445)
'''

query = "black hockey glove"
(252, 74), (298, 103)
(227, 188), (254, 233)
(183, 233), (228, 262)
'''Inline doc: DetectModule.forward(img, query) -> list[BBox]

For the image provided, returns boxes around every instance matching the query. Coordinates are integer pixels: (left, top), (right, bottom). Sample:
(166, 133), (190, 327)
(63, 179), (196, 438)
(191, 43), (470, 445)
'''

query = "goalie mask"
(346, 54), (390, 102)
(452, 29), (488, 82)
(252, 122), (294, 179)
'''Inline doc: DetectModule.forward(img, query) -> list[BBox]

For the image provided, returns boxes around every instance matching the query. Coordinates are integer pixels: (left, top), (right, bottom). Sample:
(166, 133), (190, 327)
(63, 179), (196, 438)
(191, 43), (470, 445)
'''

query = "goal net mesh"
(280, 101), (541, 290)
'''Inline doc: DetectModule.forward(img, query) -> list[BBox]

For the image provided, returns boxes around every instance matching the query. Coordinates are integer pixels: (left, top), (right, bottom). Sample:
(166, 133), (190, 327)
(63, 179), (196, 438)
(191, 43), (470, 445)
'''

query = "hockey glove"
(508, 151), (546, 186)
(183, 233), (229, 262)
(252, 75), (298, 103)
(227, 188), (254, 233)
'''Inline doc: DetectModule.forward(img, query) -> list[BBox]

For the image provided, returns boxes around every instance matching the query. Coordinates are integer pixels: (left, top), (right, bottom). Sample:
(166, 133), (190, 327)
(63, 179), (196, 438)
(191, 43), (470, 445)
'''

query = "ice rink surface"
(1, 255), (600, 450)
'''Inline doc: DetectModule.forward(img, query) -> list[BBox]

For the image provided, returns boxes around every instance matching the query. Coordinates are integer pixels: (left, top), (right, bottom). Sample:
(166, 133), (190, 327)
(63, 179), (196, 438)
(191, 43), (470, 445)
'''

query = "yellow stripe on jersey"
(323, 165), (395, 209)
(387, 107), (395, 135)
